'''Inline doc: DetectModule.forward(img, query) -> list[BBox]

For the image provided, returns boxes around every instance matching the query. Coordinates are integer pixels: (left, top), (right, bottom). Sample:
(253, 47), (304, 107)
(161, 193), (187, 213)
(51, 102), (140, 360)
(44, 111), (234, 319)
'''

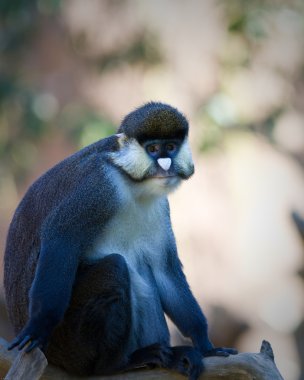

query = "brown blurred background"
(1, 0), (304, 379)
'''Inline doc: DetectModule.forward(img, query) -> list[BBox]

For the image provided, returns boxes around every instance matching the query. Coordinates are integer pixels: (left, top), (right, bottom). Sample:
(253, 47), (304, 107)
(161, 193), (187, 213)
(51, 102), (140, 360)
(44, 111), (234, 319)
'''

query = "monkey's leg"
(46, 254), (132, 376)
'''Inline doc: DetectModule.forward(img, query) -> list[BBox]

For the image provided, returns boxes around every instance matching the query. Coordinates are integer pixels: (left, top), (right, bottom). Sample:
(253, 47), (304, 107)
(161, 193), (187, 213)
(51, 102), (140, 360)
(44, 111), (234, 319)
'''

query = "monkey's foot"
(203, 347), (238, 357)
(125, 343), (172, 370)
(168, 346), (204, 380)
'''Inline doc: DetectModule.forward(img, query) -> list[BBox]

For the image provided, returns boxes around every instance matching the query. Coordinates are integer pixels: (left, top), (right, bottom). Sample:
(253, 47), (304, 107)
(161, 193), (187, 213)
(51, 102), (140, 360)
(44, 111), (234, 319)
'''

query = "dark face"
(113, 102), (194, 196)
(110, 134), (195, 196)
(145, 139), (180, 159)
(143, 139), (181, 177)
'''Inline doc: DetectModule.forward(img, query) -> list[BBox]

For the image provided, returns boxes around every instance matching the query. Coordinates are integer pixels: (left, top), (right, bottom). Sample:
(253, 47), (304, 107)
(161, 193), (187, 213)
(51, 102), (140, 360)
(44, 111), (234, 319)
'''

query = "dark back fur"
(4, 136), (119, 334)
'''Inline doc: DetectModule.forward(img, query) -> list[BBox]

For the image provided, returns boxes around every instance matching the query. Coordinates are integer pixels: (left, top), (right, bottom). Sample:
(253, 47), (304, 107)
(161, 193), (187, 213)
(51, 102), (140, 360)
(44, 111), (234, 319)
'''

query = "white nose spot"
(157, 158), (171, 171)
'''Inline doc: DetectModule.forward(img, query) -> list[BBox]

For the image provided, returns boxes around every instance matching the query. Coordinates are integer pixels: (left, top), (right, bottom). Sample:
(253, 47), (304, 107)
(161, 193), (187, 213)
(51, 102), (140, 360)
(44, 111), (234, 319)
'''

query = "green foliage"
(59, 104), (116, 147)
(0, 0), (117, 184)
(1, 0), (304, 183)
(93, 33), (163, 72)
(198, 0), (304, 152)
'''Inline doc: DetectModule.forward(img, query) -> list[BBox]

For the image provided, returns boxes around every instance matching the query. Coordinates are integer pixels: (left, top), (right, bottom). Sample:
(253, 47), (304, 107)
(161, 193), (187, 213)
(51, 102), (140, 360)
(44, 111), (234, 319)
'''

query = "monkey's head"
(111, 102), (194, 196)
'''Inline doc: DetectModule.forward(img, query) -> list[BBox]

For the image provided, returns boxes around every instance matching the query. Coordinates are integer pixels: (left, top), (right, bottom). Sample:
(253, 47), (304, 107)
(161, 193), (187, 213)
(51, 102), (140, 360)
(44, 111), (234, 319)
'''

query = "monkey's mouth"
(151, 174), (176, 179)
(142, 166), (187, 183)
(148, 167), (177, 179)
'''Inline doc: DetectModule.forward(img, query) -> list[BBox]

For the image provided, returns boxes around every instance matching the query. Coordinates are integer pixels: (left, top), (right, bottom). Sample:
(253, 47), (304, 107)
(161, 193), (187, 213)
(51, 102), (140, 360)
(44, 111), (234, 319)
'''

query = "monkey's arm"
(156, 247), (237, 357)
(8, 235), (81, 352)
(9, 173), (117, 353)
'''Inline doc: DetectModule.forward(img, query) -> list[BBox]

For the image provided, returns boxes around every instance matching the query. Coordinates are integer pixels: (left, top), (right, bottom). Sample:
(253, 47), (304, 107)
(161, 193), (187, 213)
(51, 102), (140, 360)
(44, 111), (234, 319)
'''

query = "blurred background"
(1, 0), (304, 378)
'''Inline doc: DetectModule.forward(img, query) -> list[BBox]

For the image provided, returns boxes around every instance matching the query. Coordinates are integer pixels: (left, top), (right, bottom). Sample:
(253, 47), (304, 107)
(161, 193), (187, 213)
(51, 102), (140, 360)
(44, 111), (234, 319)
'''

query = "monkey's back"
(4, 137), (117, 334)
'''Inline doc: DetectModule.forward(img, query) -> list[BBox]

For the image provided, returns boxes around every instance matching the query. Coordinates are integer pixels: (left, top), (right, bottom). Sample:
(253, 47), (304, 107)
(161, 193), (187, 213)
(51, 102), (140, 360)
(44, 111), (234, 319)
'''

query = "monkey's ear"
(116, 132), (128, 148)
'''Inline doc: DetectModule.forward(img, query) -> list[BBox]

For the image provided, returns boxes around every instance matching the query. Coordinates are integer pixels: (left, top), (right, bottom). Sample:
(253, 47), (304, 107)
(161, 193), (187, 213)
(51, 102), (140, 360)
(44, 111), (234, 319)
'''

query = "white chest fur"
(90, 180), (168, 268)
(88, 174), (171, 349)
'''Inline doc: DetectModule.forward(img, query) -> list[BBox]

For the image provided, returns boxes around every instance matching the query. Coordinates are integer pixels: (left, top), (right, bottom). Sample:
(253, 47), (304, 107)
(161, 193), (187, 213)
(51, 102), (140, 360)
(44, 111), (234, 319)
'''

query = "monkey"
(4, 102), (237, 380)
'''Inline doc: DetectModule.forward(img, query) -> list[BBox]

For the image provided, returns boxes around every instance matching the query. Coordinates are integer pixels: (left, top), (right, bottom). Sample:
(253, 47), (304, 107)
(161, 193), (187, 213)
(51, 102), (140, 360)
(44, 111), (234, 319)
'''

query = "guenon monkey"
(4, 102), (237, 380)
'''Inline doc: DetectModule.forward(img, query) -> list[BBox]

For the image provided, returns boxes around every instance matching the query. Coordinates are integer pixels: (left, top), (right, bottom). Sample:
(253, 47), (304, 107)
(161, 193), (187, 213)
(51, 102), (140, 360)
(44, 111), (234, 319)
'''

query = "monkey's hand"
(8, 317), (55, 353)
(203, 347), (238, 357)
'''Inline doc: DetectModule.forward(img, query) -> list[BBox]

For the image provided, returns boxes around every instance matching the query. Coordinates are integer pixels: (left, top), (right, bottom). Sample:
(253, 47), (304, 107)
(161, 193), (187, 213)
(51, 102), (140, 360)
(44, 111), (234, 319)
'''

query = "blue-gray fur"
(4, 102), (237, 380)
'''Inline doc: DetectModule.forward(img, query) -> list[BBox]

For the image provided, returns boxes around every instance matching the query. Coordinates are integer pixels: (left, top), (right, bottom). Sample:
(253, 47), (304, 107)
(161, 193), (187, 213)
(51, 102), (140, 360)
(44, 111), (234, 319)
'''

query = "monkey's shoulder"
(14, 136), (119, 213)
(34, 135), (118, 191)
(10, 136), (118, 239)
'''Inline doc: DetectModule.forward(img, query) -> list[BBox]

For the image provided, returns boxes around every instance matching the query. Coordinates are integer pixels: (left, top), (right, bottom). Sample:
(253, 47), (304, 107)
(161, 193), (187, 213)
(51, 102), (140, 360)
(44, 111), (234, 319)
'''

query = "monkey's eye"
(166, 143), (177, 153)
(146, 144), (160, 155)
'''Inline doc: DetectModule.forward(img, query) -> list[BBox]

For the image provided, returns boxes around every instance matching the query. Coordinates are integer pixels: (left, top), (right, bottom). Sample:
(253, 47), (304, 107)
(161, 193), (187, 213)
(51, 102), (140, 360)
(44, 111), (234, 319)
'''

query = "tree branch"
(0, 338), (284, 380)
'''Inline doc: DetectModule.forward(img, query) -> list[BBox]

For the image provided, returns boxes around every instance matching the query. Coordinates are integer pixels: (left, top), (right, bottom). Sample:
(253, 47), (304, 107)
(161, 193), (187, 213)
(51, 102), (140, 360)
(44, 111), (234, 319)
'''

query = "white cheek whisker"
(110, 138), (153, 180)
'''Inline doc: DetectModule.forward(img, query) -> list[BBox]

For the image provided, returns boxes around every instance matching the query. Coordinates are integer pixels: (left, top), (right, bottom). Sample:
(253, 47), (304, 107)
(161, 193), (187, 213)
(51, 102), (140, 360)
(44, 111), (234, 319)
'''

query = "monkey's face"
(111, 134), (194, 196)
